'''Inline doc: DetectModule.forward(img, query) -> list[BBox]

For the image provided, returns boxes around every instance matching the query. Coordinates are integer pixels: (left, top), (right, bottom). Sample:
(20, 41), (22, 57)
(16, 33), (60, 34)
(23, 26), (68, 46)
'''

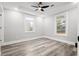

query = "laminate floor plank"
(1, 38), (77, 56)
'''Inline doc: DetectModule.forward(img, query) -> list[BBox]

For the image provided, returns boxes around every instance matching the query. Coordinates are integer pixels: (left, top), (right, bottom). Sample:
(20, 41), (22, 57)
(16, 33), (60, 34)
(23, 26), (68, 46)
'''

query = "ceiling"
(0, 2), (75, 15)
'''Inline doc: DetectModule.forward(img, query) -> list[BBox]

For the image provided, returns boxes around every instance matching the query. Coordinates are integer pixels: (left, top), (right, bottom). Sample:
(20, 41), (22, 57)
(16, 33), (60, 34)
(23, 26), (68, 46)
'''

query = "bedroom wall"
(77, 3), (79, 36)
(3, 3), (78, 43)
(4, 9), (43, 42)
(44, 4), (78, 43)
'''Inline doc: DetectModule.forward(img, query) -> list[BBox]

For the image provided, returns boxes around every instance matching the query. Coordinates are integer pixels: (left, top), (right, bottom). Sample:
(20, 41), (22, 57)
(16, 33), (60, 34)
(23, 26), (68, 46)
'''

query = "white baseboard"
(1, 36), (44, 46)
(43, 36), (75, 45)
(1, 36), (75, 46)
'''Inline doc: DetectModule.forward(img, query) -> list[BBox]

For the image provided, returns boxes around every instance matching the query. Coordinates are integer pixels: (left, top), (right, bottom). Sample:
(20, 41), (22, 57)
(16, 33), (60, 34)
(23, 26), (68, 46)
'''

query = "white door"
(0, 4), (4, 55)
(0, 13), (2, 40)
(0, 13), (2, 38)
(0, 13), (2, 56)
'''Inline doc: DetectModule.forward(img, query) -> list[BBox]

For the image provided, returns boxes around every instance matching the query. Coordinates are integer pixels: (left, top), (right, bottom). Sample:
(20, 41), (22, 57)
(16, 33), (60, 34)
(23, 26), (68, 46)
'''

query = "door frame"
(0, 5), (4, 43)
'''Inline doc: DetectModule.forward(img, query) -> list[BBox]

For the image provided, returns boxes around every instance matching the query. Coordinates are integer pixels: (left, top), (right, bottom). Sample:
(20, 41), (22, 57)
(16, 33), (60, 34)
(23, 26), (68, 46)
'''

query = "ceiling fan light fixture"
(32, 2), (54, 12)
(38, 7), (41, 10)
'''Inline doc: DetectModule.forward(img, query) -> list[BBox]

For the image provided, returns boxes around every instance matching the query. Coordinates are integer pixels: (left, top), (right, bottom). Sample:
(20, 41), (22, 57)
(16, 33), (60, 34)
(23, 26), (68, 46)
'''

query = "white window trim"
(54, 12), (68, 36)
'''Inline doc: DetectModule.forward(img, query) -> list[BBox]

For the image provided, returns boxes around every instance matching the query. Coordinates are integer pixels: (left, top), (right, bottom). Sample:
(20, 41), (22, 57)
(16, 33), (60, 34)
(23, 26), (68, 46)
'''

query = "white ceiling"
(1, 2), (75, 15)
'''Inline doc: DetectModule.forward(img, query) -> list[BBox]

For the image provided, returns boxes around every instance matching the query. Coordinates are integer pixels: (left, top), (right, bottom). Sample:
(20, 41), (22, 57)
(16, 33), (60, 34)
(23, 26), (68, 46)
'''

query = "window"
(24, 17), (35, 32)
(55, 12), (68, 36)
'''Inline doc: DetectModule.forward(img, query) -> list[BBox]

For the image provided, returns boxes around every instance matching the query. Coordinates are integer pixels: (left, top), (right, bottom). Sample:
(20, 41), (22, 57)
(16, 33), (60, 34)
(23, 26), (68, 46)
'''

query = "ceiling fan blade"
(32, 5), (38, 8)
(41, 9), (44, 11)
(35, 9), (38, 11)
(41, 6), (49, 8)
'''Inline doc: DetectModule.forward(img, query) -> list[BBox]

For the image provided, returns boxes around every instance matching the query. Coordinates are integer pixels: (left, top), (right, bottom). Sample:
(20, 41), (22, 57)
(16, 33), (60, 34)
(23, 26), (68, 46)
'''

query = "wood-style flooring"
(1, 38), (77, 56)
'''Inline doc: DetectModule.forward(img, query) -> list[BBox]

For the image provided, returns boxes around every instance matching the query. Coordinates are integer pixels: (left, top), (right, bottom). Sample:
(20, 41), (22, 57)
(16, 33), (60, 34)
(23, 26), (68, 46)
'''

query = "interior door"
(0, 4), (4, 55)
(0, 13), (2, 56)
(0, 13), (2, 40)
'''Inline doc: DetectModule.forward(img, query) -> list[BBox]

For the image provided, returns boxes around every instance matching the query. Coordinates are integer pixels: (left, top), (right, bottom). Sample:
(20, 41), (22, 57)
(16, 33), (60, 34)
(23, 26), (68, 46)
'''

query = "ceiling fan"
(31, 2), (54, 12)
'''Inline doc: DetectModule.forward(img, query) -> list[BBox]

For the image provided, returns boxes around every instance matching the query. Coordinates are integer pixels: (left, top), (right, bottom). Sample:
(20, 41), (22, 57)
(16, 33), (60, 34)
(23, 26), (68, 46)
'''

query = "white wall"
(77, 3), (79, 36)
(44, 5), (78, 43)
(3, 3), (78, 44)
(4, 9), (43, 42)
